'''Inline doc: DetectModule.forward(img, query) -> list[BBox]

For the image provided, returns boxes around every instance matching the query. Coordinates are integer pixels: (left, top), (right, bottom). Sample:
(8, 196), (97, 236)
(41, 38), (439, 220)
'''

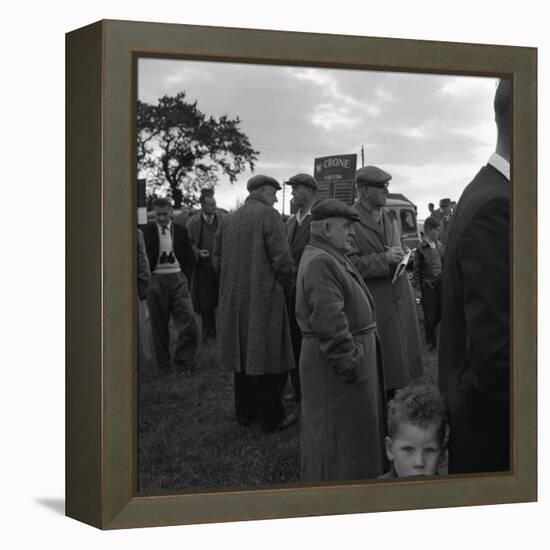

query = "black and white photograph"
(136, 58), (510, 491)
(7, 0), (547, 545)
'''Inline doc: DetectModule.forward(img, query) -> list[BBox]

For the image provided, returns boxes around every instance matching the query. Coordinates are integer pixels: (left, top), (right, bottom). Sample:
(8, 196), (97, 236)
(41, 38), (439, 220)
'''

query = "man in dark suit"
(284, 173), (318, 402)
(142, 197), (198, 375)
(438, 79), (511, 474)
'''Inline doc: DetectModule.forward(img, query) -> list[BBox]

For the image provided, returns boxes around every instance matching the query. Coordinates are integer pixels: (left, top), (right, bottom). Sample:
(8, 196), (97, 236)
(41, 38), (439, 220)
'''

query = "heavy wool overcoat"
(349, 201), (423, 390)
(214, 195), (295, 376)
(438, 162), (510, 474)
(296, 236), (386, 482)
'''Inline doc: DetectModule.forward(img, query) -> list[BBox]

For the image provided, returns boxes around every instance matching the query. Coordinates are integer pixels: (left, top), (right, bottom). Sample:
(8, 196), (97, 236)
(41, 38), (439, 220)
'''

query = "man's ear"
(385, 436), (394, 462)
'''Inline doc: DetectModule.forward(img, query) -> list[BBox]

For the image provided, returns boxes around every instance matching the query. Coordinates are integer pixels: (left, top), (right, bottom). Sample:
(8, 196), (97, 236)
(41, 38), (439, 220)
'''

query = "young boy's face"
(385, 421), (443, 477)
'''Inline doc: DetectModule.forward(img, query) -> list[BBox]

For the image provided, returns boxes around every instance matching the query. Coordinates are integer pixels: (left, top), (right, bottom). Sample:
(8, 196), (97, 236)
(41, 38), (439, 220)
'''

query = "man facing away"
(142, 198), (199, 375)
(283, 173), (318, 403)
(296, 198), (386, 482)
(349, 166), (423, 400)
(438, 78), (511, 474)
(214, 175), (297, 432)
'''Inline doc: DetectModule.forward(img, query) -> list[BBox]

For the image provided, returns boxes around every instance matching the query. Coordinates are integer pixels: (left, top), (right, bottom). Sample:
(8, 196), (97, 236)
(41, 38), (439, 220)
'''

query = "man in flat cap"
(214, 174), (297, 431)
(349, 166), (423, 400)
(433, 198), (453, 244)
(283, 173), (319, 402)
(296, 198), (386, 482)
(439, 79), (511, 474)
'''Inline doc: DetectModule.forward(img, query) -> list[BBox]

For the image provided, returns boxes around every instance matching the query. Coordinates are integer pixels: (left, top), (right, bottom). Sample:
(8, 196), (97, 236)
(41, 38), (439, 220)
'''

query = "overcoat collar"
(352, 200), (387, 239)
(309, 235), (376, 307)
(245, 194), (273, 208)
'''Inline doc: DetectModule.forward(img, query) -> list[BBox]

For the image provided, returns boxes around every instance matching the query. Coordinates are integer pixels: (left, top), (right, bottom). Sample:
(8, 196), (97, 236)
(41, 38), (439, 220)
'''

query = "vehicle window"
(400, 209), (417, 232)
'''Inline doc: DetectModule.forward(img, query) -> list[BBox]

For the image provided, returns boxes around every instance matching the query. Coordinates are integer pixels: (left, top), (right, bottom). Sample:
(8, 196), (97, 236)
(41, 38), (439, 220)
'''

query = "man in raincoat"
(296, 198), (386, 482)
(214, 175), (297, 432)
(349, 166), (423, 397)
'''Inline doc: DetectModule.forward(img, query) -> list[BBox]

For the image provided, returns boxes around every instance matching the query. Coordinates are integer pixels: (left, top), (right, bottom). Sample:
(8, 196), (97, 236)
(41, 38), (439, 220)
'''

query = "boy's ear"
(385, 436), (394, 461)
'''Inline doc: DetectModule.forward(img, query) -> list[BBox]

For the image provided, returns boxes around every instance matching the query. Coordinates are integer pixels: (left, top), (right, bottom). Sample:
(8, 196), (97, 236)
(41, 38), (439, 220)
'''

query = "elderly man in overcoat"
(349, 166), (423, 398)
(214, 175), (297, 432)
(438, 79), (511, 474)
(296, 198), (386, 482)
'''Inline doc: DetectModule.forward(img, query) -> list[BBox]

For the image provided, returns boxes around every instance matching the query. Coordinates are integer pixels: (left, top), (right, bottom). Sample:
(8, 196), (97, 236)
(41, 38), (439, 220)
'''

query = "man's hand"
(385, 246), (404, 263)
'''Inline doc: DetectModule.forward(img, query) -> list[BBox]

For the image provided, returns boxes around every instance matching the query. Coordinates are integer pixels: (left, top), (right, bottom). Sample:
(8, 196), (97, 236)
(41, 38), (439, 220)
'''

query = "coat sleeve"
(264, 210), (295, 291)
(137, 229), (151, 300)
(412, 247), (423, 288)
(185, 216), (201, 261)
(303, 256), (366, 382)
(458, 196), (509, 408)
(174, 225), (196, 284)
(348, 242), (392, 279)
(212, 215), (225, 276)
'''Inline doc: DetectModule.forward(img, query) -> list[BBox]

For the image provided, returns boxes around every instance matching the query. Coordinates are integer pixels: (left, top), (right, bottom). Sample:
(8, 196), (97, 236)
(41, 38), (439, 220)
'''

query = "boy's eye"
(402, 446), (414, 453)
(425, 447), (438, 454)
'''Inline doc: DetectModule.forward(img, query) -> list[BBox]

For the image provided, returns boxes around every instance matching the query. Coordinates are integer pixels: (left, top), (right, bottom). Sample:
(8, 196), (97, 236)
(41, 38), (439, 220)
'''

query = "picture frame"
(65, 19), (537, 529)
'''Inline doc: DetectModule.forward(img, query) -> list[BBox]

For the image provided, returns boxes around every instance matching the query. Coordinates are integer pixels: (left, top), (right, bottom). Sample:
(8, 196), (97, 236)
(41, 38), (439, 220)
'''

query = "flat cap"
(311, 198), (360, 222)
(355, 165), (392, 187)
(439, 198), (451, 207)
(285, 173), (319, 190)
(247, 174), (281, 191)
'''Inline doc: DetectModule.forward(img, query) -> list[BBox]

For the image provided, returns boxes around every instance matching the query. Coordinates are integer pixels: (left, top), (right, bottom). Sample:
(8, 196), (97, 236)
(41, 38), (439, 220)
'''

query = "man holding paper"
(349, 166), (423, 398)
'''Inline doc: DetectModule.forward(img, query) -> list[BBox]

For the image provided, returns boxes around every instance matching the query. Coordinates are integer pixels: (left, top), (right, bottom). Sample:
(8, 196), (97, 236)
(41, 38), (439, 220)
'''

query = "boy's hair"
(387, 381), (447, 443)
(153, 197), (172, 209)
(424, 216), (440, 231)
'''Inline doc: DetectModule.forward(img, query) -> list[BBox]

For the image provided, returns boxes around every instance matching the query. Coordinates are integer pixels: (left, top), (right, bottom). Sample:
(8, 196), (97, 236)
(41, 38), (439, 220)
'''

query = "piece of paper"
(391, 249), (412, 284)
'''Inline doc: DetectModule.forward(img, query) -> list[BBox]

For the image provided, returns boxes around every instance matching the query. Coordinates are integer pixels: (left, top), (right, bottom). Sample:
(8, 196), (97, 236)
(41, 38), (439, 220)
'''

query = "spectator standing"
(214, 175), (297, 431)
(142, 198), (198, 375)
(433, 198), (452, 244)
(438, 79), (511, 474)
(413, 216), (445, 350)
(284, 173), (318, 402)
(296, 199), (385, 482)
(186, 194), (223, 343)
(350, 166), (423, 399)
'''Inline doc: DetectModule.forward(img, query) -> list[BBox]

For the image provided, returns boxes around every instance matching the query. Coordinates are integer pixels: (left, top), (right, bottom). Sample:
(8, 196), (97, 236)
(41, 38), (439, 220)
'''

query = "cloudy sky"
(138, 58), (498, 218)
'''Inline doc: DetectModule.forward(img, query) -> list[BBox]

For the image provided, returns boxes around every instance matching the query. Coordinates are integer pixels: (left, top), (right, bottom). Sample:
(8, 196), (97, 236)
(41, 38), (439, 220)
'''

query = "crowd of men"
(137, 79), (511, 482)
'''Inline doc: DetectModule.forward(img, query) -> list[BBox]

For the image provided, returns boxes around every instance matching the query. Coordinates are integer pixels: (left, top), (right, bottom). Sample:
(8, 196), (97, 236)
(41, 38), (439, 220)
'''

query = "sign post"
(313, 154), (358, 205)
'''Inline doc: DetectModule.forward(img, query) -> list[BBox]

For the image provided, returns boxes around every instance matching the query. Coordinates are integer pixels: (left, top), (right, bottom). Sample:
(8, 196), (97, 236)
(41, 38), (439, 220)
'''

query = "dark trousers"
(421, 279), (442, 348)
(234, 371), (288, 430)
(447, 390), (510, 474)
(201, 311), (216, 339)
(147, 272), (199, 371)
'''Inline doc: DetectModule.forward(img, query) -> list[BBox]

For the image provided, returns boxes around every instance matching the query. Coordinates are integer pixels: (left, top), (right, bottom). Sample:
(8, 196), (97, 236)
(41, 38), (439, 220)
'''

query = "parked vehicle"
(385, 194), (421, 250)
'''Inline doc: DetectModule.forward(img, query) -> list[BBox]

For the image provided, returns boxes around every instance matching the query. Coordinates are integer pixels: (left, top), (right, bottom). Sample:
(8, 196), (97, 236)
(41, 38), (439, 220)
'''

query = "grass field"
(138, 303), (438, 492)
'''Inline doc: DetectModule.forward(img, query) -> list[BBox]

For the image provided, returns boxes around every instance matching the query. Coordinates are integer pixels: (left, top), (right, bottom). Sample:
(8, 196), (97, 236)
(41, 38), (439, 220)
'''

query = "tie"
(162, 227), (167, 235)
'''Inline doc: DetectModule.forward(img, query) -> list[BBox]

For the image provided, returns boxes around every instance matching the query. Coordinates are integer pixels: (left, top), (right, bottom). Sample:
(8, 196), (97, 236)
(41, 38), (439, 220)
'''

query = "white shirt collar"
(296, 208), (311, 225)
(488, 152), (510, 181)
(157, 221), (172, 233)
